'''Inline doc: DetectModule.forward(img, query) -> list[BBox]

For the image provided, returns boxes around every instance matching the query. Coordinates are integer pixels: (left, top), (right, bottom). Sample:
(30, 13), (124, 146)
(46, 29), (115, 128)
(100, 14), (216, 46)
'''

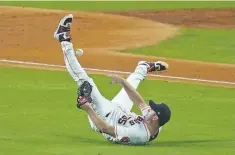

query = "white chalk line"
(1, 59), (235, 85)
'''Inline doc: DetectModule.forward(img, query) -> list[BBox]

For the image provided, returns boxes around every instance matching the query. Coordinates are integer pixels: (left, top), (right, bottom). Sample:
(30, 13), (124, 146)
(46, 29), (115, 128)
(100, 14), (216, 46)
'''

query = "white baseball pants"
(61, 41), (148, 129)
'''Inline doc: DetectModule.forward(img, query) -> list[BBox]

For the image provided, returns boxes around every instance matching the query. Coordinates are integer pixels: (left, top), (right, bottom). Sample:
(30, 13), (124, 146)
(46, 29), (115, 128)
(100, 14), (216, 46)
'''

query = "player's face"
(145, 109), (158, 122)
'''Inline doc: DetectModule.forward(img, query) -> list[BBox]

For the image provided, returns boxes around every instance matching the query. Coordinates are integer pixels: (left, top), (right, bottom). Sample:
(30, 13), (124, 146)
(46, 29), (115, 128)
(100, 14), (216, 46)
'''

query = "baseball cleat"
(54, 14), (73, 42)
(138, 61), (169, 72)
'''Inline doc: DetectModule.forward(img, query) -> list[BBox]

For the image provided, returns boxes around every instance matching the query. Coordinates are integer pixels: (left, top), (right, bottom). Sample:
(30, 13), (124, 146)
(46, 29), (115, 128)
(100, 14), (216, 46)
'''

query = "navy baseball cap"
(149, 100), (171, 126)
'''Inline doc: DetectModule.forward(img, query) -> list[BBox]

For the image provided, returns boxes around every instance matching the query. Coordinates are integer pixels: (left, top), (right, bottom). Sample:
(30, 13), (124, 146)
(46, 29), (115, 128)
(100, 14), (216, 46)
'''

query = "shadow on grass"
(52, 133), (114, 146)
(52, 133), (234, 147)
(5, 134), (233, 148)
(147, 139), (234, 147)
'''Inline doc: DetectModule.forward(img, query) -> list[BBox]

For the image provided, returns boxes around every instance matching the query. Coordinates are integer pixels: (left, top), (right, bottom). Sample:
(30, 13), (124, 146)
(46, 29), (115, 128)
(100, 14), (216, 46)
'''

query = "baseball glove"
(77, 81), (93, 109)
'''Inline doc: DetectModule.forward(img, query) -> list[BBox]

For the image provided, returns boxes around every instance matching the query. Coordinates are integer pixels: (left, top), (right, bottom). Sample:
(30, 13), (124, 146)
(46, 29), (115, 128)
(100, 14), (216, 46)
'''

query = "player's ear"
(152, 115), (159, 121)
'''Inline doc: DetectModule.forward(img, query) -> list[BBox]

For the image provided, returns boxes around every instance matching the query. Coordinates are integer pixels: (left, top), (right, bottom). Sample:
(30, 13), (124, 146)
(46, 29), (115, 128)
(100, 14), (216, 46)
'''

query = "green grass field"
(1, 66), (234, 155)
(0, 1), (234, 155)
(121, 28), (235, 64)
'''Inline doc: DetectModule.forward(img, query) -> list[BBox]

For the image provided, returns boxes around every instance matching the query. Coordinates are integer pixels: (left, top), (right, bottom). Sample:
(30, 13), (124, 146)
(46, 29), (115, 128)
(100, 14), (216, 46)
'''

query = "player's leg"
(111, 61), (168, 112)
(54, 14), (113, 117)
(62, 42), (113, 115)
(61, 41), (88, 83)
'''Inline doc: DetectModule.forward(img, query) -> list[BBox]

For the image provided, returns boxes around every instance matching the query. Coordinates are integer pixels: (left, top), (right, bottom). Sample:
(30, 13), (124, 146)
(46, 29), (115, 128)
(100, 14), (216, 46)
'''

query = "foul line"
(1, 59), (235, 85)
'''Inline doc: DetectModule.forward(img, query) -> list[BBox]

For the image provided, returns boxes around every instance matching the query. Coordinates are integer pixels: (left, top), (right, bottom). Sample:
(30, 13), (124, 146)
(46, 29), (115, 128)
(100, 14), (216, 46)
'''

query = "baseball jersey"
(102, 106), (151, 145)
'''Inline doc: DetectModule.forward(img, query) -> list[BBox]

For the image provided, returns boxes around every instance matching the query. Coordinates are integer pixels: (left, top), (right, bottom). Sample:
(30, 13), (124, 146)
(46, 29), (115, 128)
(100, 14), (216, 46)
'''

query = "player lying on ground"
(54, 14), (171, 145)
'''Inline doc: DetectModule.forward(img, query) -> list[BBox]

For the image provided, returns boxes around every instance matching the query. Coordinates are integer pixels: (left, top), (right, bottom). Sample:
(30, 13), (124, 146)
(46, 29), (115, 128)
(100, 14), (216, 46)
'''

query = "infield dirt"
(0, 6), (235, 87)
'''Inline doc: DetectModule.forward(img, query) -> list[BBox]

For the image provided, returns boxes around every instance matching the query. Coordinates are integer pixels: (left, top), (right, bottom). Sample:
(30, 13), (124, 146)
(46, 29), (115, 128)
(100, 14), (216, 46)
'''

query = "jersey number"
(118, 115), (144, 126)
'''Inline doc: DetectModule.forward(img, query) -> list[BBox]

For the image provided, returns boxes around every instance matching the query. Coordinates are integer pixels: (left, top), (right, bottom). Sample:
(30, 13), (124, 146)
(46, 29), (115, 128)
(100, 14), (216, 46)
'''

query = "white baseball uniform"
(61, 41), (160, 145)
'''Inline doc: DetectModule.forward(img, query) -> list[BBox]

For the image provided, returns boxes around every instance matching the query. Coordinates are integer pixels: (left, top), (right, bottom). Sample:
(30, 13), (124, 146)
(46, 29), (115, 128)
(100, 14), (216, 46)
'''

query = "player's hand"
(77, 81), (93, 110)
(77, 96), (92, 109)
(107, 74), (125, 84)
(78, 97), (92, 111)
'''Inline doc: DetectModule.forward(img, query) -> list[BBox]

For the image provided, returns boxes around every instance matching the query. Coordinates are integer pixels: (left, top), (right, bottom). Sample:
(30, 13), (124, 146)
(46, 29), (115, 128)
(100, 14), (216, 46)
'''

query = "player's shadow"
(52, 133), (114, 145)
(147, 139), (233, 147)
(52, 133), (233, 147)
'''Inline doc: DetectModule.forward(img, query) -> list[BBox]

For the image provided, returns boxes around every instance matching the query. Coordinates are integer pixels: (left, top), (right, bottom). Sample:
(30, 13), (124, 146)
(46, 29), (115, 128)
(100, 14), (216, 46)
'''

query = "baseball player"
(54, 14), (171, 145)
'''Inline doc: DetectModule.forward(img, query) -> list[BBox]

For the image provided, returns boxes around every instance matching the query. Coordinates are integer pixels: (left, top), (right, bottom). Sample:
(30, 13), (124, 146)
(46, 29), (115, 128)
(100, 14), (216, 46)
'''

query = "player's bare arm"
(76, 81), (116, 136)
(108, 75), (163, 136)
(80, 102), (115, 136)
(108, 74), (147, 110)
